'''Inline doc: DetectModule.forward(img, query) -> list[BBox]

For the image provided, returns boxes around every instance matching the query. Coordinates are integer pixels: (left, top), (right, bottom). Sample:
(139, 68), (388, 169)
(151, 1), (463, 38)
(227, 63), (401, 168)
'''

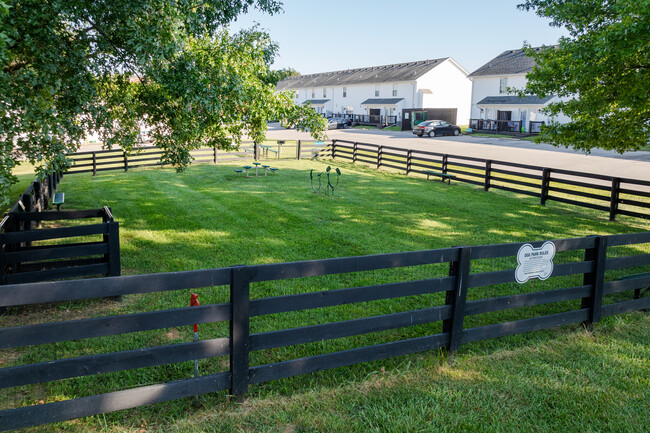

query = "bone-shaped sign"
(515, 241), (556, 283)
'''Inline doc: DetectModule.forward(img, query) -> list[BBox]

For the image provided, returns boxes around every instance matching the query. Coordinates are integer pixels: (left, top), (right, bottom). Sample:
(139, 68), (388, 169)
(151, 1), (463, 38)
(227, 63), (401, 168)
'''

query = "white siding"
(415, 59), (472, 125)
(470, 75), (528, 119)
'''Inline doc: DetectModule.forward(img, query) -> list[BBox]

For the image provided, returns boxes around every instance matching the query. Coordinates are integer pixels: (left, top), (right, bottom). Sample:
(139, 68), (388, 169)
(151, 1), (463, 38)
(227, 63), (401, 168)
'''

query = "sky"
(229, 0), (569, 75)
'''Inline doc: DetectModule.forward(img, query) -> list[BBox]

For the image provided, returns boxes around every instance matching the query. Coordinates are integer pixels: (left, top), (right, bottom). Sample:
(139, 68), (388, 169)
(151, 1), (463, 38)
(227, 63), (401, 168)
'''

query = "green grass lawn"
(2, 158), (649, 432)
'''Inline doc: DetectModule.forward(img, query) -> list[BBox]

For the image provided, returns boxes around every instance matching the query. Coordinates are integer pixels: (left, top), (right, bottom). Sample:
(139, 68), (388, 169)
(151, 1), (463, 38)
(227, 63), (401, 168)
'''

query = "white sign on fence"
(515, 241), (556, 283)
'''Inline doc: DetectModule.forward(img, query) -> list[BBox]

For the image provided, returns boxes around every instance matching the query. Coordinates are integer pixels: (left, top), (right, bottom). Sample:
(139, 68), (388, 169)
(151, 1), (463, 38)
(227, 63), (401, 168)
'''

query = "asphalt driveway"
(266, 123), (650, 181)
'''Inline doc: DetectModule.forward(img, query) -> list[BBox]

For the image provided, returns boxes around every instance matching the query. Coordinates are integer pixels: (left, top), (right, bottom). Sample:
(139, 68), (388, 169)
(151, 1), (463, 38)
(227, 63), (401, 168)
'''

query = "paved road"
(266, 123), (650, 181)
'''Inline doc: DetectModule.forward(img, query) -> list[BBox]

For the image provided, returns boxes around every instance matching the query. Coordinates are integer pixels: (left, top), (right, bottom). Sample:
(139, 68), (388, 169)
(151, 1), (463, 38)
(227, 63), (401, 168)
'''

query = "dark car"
(327, 117), (350, 130)
(413, 120), (461, 137)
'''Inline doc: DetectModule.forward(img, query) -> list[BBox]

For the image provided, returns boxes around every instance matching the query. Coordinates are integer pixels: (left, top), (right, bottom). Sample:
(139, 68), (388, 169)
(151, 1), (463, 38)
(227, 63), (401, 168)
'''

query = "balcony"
(469, 119), (545, 135)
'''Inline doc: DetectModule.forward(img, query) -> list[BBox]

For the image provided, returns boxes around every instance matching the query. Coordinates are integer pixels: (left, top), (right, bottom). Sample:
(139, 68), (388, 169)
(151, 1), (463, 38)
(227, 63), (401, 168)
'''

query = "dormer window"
(375, 85), (380, 97)
(311, 88), (315, 98)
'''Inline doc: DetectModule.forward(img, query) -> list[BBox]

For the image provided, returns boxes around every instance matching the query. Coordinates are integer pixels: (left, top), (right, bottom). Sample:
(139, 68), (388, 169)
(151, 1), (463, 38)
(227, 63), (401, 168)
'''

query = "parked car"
(328, 117), (350, 130)
(413, 120), (461, 137)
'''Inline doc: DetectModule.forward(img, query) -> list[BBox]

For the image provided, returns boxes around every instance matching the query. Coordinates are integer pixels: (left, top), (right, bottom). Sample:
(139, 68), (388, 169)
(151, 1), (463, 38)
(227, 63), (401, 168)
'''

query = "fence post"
(484, 160), (492, 191)
(331, 140), (337, 159)
(581, 236), (607, 328)
(442, 246), (472, 358)
(353, 142), (358, 163)
(106, 220), (122, 301)
(406, 149), (412, 175)
(213, 146), (218, 164)
(47, 174), (53, 200)
(33, 181), (42, 212)
(442, 155), (448, 174)
(377, 145), (383, 169)
(540, 168), (551, 206)
(230, 265), (251, 396)
(92, 152), (97, 176)
(296, 140), (302, 160)
(609, 178), (620, 221)
(123, 151), (129, 172)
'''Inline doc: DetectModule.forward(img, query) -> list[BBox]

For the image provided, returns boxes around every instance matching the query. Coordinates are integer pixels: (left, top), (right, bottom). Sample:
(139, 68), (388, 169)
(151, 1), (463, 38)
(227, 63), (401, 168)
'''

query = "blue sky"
(229, 0), (569, 75)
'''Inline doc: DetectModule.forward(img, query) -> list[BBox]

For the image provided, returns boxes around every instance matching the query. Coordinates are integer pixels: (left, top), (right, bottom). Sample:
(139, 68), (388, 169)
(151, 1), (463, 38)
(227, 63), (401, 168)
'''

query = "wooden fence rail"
(331, 139), (650, 221)
(0, 232), (648, 430)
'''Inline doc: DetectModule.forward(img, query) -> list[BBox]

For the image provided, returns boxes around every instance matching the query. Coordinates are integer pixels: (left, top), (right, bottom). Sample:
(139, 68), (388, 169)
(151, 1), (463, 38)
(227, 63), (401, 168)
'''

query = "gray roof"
(469, 47), (549, 77)
(277, 58), (448, 90)
(301, 99), (330, 105)
(477, 95), (555, 105)
(360, 98), (404, 105)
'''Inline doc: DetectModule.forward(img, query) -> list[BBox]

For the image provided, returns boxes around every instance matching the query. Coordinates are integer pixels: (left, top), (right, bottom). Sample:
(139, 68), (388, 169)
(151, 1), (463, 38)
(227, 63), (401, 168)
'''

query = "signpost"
(515, 242), (556, 283)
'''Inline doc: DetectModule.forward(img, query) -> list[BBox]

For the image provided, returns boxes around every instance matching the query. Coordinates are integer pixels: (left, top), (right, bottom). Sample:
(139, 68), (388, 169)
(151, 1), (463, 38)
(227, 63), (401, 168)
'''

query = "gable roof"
(277, 58), (449, 90)
(469, 47), (549, 77)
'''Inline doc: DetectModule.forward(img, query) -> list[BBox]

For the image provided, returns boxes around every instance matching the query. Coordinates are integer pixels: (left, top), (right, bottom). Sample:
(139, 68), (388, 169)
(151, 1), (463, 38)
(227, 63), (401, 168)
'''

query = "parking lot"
(267, 123), (650, 181)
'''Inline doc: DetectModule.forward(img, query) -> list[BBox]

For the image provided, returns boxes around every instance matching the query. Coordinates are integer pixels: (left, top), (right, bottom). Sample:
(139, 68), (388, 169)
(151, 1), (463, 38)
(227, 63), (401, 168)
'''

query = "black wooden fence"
(4, 172), (62, 217)
(331, 139), (650, 221)
(0, 206), (120, 286)
(66, 141), (331, 175)
(0, 232), (648, 430)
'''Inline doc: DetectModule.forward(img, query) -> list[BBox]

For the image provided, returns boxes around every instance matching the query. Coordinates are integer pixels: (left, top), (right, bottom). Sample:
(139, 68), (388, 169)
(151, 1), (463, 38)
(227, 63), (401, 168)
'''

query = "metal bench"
(618, 272), (650, 301)
(422, 170), (456, 184)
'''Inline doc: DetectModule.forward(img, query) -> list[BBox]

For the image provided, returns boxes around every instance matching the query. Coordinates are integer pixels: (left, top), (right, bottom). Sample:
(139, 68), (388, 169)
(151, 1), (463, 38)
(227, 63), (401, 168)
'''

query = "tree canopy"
(518, 0), (650, 153)
(0, 0), (325, 207)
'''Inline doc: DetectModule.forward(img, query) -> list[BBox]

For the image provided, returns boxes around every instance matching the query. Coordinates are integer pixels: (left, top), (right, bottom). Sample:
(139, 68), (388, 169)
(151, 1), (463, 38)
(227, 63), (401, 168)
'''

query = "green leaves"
(0, 0), (324, 204)
(519, 0), (650, 153)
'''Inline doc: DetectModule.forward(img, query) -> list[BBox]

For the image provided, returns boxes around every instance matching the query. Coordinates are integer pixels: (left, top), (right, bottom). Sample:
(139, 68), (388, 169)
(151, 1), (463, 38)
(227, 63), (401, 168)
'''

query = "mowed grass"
(1, 158), (649, 432)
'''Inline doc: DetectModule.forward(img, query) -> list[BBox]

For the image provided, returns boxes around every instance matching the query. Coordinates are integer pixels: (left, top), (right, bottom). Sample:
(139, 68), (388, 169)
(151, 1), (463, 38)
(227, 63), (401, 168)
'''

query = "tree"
(0, 1), (326, 207)
(518, 0), (650, 153)
(272, 67), (300, 83)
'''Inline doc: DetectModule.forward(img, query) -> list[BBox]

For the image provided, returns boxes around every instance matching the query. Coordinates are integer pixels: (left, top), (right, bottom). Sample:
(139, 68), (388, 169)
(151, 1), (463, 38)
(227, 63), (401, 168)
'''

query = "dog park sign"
(515, 241), (556, 283)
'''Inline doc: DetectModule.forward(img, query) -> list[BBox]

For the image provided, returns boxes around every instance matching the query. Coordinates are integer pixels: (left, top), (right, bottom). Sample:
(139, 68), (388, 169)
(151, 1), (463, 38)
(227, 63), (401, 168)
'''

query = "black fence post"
(442, 155), (448, 174)
(106, 220), (122, 302)
(540, 168), (551, 206)
(47, 174), (53, 200)
(352, 142), (358, 163)
(609, 178), (621, 221)
(230, 265), (251, 396)
(581, 236), (607, 328)
(33, 181), (42, 212)
(296, 140), (302, 160)
(331, 140), (337, 160)
(484, 160), (492, 191)
(213, 147), (218, 164)
(123, 152), (129, 172)
(377, 145), (383, 169)
(92, 152), (97, 176)
(406, 149), (412, 175)
(442, 246), (471, 358)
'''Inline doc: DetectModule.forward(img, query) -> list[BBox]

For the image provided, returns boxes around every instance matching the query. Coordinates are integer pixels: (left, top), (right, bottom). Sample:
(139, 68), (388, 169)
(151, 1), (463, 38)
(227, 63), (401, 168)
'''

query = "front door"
(497, 110), (511, 131)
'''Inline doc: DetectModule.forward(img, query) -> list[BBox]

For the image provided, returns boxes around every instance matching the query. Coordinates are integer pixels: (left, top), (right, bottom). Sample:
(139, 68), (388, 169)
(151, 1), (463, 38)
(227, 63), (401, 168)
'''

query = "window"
(392, 84), (398, 97)
(375, 85), (380, 97)
(323, 88), (327, 98)
(499, 77), (508, 94)
(311, 88), (315, 98)
(343, 87), (347, 98)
